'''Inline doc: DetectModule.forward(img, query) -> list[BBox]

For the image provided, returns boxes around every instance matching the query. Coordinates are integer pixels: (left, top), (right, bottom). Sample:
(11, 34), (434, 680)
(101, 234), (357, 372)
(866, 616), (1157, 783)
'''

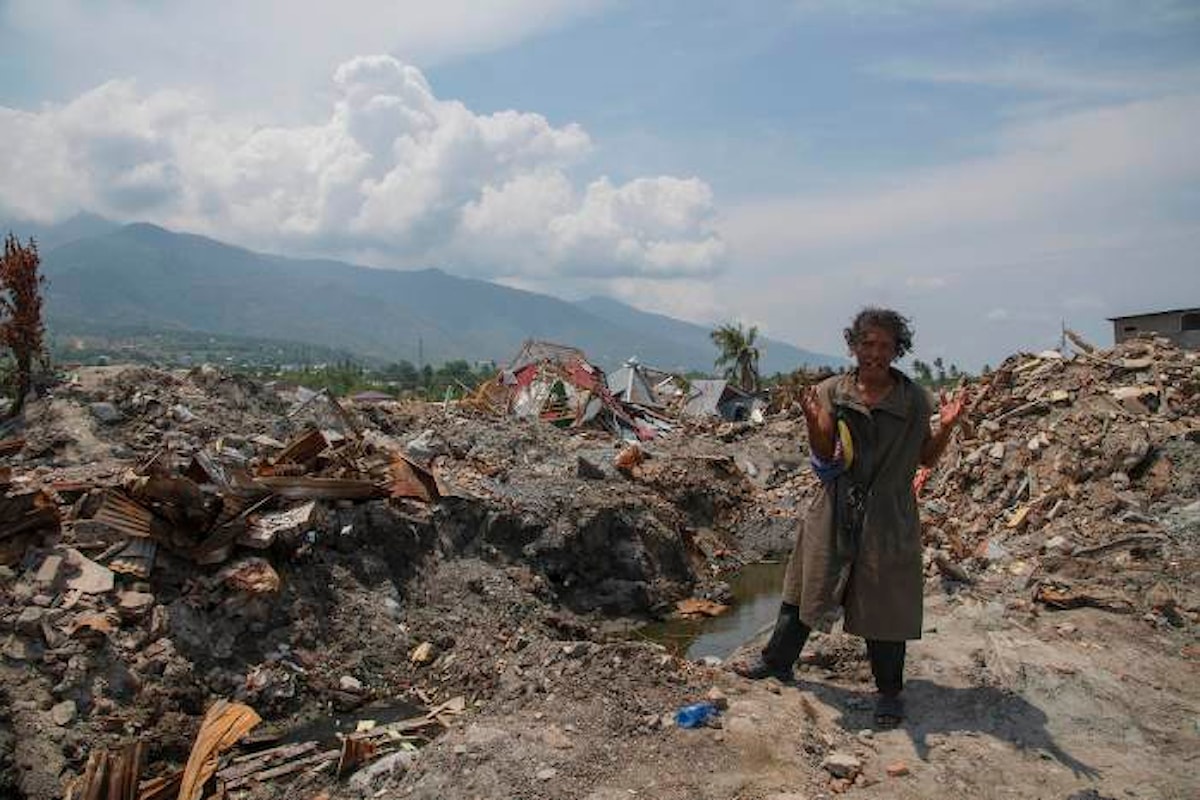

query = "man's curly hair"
(843, 307), (914, 359)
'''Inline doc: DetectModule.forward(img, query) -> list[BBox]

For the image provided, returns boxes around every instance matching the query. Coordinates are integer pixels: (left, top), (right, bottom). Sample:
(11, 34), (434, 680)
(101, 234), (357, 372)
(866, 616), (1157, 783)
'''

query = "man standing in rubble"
(734, 307), (968, 728)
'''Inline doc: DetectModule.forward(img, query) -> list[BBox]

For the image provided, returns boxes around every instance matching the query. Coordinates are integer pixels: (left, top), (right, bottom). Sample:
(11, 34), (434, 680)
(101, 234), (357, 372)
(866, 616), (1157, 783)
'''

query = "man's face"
(853, 326), (897, 374)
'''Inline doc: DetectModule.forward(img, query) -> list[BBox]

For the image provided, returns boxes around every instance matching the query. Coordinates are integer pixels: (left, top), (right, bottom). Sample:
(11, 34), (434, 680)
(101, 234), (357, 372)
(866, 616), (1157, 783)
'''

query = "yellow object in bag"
(837, 418), (855, 469)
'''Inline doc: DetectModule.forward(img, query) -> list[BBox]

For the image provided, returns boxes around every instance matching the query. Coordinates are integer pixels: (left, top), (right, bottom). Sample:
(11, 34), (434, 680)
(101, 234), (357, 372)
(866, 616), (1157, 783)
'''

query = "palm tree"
(710, 322), (761, 392)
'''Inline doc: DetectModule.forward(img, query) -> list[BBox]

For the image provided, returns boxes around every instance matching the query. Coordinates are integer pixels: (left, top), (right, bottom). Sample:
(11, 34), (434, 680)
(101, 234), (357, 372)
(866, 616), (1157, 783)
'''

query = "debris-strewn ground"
(1, 335), (1196, 800)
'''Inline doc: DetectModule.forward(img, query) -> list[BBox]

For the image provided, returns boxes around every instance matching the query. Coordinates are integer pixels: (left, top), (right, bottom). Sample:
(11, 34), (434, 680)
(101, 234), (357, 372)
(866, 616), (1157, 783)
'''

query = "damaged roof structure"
(468, 340), (672, 440)
(682, 379), (766, 422)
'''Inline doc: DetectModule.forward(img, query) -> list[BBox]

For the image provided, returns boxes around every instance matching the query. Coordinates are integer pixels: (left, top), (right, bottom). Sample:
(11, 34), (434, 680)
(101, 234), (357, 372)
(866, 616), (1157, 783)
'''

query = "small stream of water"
(638, 561), (787, 661)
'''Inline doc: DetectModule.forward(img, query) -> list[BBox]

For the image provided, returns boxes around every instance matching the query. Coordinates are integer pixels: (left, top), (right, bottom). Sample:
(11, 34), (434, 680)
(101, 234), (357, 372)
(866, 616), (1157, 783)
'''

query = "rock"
(1044, 535), (1074, 555)
(2, 635), (43, 661)
(117, 591), (155, 619)
(975, 539), (1009, 564)
(1145, 582), (1177, 612)
(346, 751), (415, 791)
(542, 726), (573, 749)
(410, 641), (436, 665)
(987, 442), (1006, 461)
(170, 404), (197, 423)
(16, 606), (47, 636)
(339, 675), (364, 693)
(700, 655), (723, 668)
(33, 554), (64, 585)
(51, 700), (76, 726)
(575, 456), (606, 480)
(821, 752), (862, 779)
(561, 642), (590, 658)
(886, 761), (910, 777)
(88, 402), (123, 424)
(404, 429), (447, 463)
(64, 549), (114, 594)
(705, 687), (729, 711)
(1110, 471), (1131, 490)
(535, 767), (558, 781)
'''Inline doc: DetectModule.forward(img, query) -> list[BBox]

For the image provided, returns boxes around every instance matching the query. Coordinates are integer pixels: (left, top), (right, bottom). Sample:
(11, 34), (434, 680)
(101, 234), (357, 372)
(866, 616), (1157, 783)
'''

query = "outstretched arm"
(802, 385), (837, 461)
(920, 387), (969, 467)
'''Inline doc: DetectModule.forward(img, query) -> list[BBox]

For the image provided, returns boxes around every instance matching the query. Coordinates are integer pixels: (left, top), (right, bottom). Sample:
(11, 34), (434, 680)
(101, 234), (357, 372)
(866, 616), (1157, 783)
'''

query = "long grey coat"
(781, 369), (934, 641)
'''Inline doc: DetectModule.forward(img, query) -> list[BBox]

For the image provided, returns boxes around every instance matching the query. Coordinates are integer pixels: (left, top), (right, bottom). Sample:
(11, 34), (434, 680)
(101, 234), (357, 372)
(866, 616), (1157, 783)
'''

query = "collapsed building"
(0, 330), (1195, 800)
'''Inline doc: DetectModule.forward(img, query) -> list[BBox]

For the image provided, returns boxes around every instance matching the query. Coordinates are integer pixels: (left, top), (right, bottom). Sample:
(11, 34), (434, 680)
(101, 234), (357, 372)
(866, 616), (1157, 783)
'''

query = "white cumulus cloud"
(0, 55), (724, 281)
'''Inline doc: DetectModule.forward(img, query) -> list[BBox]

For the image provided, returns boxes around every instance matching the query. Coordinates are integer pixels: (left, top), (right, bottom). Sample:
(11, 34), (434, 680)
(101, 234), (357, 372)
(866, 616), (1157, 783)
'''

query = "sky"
(1, 0), (1198, 369)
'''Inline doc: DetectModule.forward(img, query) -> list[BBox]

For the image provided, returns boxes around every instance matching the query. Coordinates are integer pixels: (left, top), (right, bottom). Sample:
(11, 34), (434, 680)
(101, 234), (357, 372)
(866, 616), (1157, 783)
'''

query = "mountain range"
(5, 215), (843, 373)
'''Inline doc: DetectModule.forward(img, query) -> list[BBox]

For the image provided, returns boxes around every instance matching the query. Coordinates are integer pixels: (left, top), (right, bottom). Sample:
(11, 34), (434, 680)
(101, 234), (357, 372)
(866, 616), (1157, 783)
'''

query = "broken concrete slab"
(63, 548), (114, 594)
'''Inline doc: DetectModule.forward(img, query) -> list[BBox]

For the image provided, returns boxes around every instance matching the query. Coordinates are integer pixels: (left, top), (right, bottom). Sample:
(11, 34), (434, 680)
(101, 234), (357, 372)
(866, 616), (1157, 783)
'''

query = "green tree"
(911, 359), (933, 385)
(382, 360), (419, 390)
(710, 322), (762, 392)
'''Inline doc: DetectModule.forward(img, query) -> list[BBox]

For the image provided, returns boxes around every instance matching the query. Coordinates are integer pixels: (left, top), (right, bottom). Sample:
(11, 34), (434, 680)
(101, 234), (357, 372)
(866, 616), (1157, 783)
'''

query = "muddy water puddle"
(638, 561), (786, 660)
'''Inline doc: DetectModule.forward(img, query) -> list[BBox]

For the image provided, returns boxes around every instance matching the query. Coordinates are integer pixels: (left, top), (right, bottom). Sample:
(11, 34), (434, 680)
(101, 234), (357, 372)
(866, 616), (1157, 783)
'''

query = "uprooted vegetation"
(0, 332), (1196, 800)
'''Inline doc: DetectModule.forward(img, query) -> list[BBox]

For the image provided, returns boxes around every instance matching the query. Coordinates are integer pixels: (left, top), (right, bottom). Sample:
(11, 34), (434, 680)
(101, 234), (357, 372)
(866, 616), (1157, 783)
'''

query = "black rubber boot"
(734, 603), (810, 681)
(866, 639), (907, 727)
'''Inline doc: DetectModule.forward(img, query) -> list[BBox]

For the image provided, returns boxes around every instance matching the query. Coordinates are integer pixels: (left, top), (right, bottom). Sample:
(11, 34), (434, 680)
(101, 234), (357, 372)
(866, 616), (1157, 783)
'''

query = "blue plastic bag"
(674, 701), (718, 729)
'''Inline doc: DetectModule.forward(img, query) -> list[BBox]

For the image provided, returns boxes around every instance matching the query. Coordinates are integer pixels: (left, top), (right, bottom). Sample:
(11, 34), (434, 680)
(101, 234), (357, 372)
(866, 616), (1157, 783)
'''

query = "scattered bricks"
(886, 761), (910, 777)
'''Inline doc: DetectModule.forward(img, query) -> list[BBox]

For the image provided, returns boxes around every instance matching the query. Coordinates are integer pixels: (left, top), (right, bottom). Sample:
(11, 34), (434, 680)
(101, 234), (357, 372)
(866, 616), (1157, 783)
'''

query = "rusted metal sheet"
(108, 538), (157, 579)
(0, 489), (61, 552)
(65, 741), (146, 800)
(89, 492), (156, 540)
(184, 451), (230, 489)
(389, 455), (440, 503)
(255, 476), (384, 501)
(272, 428), (328, 468)
(126, 475), (215, 532)
(177, 700), (261, 800)
(135, 770), (180, 800)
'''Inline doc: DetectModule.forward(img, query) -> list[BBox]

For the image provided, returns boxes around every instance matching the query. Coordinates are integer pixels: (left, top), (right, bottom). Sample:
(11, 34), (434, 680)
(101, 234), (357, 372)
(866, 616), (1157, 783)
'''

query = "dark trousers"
(762, 602), (906, 696)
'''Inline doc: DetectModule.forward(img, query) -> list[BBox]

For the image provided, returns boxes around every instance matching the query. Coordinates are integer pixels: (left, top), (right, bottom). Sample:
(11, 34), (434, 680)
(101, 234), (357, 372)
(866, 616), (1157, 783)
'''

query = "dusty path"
(389, 589), (1197, 800)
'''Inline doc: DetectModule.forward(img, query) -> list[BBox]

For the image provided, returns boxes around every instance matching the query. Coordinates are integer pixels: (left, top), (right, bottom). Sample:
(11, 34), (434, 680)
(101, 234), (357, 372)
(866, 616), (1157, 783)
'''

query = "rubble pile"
(0, 332), (1194, 799)
(0, 363), (767, 799)
(919, 335), (1199, 626)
